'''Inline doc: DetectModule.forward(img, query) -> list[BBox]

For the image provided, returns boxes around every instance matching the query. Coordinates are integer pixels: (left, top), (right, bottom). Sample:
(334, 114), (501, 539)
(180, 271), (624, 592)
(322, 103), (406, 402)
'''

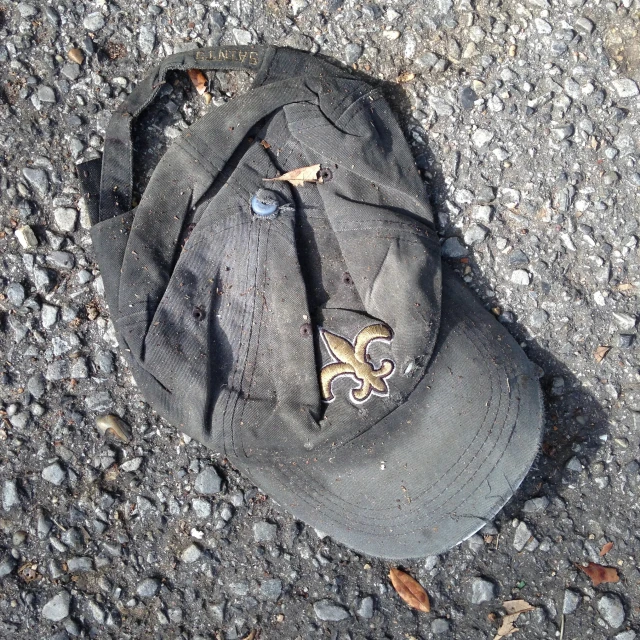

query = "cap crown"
(83, 46), (441, 460)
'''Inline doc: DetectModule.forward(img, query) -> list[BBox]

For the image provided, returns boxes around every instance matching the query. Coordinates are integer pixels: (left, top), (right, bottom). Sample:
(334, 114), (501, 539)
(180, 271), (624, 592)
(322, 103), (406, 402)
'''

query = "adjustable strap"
(99, 45), (276, 222)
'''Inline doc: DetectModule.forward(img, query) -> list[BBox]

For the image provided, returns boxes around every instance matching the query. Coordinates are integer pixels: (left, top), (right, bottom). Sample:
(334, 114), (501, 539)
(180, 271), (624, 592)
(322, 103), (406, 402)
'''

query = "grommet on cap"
(251, 188), (281, 218)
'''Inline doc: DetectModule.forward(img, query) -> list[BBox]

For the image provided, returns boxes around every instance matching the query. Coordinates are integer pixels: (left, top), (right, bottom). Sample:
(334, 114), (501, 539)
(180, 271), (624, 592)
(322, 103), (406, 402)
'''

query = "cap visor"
(244, 268), (544, 559)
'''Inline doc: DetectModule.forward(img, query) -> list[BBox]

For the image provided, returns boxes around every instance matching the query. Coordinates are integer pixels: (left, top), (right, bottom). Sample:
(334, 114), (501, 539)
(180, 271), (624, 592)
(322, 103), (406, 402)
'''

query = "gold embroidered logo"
(320, 324), (395, 404)
(195, 48), (260, 65)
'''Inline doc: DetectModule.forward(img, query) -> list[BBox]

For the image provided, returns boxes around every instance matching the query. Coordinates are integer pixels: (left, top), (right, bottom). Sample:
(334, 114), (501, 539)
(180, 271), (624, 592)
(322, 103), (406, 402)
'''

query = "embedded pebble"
(42, 591), (71, 621)
(598, 594), (625, 628)
(136, 578), (161, 598)
(42, 462), (66, 486)
(253, 521), (277, 543)
(470, 577), (495, 604)
(313, 599), (351, 621)
(194, 467), (222, 495)
(181, 543), (202, 563)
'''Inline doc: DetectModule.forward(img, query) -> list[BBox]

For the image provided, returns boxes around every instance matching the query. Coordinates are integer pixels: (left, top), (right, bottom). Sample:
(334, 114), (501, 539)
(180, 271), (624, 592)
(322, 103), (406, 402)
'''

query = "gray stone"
(357, 596), (374, 618)
(136, 578), (161, 598)
(472, 128), (494, 148)
(563, 589), (581, 614)
(229, 581), (249, 596)
(565, 456), (583, 472)
(181, 544), (202, 563)
(470, 577), (495, 604)
(61, 63), (80, 81)
(192, 498), (211, 518)
(22, 168), (49, 196)
(17, 3), (38, 18)
(42, 591), (71, 621)
(415, 52), (439, 70)
(85, 392), (113, 412)
(253, 521), (277, 543)
(0, 556), (18, 578)
(83, 12), (105, 31)
(522, 496), (549, 513)
(46, 361), (69, 381)
(33, 266), (53, 292)
(513, 521), (533, 551)
(120, 457), (142, 473)
(612, 312), (636, 331)
(41, 304), (59, 329)
(53, 208), (78, 233)
(194, 467), (222, 495)
(529, 309), (549, 329)
(614, 632), (637, 640)
(612, 79), (639, 98)
(552, 124), (574, 141)
(233, 29), (252, 45)
(70, 359), (89, 379)
(431, 618), (451, 634)
(575, 17), (595, 34)
(38, 86), (56, 104)
(598, 594), (625, 628)
(260, 579), (282, 600)
(94, 351), (114, 374)
(67, 556), (93, 573)
(10, 412), (30, 430)
(442, 237), (468, 258)
(6, 283), (26, 307)
(464, 224), (488, 245)
(42, 462), (66, 486)
(3, 480), (20, 510)
(138, 25), (156, 54)
(47, 251), (75, 270)
(313, 599), (351, 621)
(344, 43), (363, 64)
(473, 205), (493, 223)
(87, 600), (105, 623)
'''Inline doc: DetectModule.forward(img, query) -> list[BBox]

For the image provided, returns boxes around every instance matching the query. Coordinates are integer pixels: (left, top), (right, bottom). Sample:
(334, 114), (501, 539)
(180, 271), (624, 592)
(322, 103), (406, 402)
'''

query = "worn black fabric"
(82, 46), (544, 558)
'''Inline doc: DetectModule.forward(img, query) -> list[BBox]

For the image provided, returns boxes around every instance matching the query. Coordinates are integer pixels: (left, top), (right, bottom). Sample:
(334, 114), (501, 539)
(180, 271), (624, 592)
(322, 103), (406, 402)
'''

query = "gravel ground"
(1, 1), (639, 639)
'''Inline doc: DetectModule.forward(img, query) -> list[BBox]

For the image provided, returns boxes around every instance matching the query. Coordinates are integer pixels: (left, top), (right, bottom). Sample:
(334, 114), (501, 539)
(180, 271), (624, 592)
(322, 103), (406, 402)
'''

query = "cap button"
(251, 189), (280, 218)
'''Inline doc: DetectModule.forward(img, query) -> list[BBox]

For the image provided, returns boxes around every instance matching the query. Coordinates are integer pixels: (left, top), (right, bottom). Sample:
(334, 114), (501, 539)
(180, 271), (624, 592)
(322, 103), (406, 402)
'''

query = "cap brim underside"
(244, 269), (544, 559)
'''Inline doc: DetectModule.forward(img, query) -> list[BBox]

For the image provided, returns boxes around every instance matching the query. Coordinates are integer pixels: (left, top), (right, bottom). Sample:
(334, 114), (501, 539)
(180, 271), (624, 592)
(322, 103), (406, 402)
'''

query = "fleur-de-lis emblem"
(319, 323), (395, 404)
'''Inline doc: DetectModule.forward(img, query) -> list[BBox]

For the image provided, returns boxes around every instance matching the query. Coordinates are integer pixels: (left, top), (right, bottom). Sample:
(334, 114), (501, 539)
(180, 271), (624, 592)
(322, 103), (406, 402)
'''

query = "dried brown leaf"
(264, 164), (323, 187)
(389, 567), (430, 612)
(577, 562), (620, 586)
(260, 139), (271, 149)
(600, 541), (614, 557)
(241, 631), (257, 640)
(594, 345), (611, 363)
(187, 68), (208, 95)
(397, 71), (416, 83)
(492, 600), (535, 639)
(503, 600), (535, 615)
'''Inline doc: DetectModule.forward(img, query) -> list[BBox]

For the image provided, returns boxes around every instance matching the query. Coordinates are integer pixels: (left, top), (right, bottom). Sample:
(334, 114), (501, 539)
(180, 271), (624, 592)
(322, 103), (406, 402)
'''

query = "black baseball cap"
(79, 45), (544, 559)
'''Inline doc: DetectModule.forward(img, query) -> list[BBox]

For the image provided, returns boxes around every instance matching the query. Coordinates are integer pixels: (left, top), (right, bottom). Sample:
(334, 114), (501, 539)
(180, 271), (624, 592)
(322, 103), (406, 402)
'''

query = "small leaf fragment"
(96, 415), (131, 444)
(68, 48), (84, 65)
(187, 68), (208, 95)
(600, 541), (614, 557)
(264, 164), (323, 187)
(397, 71), (415, 83)
(389, 567), (430, 612)
(241, 631), (257, 640)
(493, 600), (535, 639)
(260, 139), (271, 149)
(594, 345), (611, 363)
(576, 562), (619, 586)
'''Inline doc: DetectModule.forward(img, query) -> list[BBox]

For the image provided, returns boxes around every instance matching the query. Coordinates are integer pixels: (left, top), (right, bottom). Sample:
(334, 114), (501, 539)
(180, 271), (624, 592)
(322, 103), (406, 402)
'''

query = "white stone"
(15, 225), (38, 249)
(53, 207), (78, 233)
(612, 79), (639, 98)
(472, 128), (494, 148)
(511, 270), (531, 286)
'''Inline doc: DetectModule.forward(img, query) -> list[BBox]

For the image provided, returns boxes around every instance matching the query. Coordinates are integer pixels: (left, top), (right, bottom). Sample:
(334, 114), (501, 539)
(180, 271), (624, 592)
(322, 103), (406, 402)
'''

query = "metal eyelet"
(192, 307), (205, 321)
